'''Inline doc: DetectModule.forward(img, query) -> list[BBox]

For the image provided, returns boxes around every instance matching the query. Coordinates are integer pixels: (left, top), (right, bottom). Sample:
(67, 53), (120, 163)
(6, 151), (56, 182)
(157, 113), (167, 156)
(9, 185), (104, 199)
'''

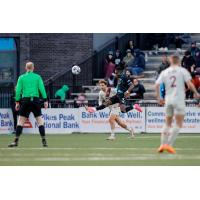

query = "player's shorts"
(109, 106), (121, 116)
(109, 93), (125, 105)
(19, 97), (42, 118)
(165, 102), (186, 117)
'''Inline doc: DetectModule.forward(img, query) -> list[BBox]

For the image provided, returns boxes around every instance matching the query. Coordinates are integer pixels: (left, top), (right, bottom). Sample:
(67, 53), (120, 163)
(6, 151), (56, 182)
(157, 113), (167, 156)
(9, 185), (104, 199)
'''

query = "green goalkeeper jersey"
(15, 71), (47, 102)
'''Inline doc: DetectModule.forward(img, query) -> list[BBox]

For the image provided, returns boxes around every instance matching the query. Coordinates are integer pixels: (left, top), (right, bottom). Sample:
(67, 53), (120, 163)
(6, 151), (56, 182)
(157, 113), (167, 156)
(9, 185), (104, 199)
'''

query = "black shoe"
(8, 142), (18, 147)
(42, 139), (48, 147)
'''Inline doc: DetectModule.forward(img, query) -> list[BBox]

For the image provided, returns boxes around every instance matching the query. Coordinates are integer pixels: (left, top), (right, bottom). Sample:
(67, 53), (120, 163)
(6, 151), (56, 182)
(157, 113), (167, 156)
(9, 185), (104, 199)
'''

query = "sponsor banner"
(0, 109), (79, 134)
(79, 107), (145, 133)
(0, 109), (14, 134)
(146, 107), (200, 133)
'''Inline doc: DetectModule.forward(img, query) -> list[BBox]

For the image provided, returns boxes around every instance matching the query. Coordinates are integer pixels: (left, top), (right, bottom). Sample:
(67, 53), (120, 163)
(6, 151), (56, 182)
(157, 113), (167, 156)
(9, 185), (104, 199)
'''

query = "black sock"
(96, 104), (106, 111)
(39, 125), (45, 139)
(122, 105), (134, 113)
(14, 125), (23, 143)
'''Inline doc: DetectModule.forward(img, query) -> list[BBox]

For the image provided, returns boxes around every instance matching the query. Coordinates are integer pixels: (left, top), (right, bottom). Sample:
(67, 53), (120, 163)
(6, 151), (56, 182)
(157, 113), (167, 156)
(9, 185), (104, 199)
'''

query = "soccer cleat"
(165, 144), (176, 154)
(157, 145), (165, 153)
(8, 142), (18, 147)
(133, 104), (142, 113)
(42, 139), (48, 147)
(106, 136), (116, 141)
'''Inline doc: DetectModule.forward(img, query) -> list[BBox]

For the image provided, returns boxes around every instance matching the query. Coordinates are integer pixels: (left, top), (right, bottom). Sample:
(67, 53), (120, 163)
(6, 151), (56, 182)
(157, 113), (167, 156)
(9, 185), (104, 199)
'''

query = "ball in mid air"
(72, 65), (81, 75)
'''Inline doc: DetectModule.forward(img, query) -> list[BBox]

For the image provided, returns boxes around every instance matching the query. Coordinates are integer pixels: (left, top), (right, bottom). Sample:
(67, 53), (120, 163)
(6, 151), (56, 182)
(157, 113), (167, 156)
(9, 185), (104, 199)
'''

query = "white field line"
(0, 147), (200, 150)
(1, 154), (200, 162)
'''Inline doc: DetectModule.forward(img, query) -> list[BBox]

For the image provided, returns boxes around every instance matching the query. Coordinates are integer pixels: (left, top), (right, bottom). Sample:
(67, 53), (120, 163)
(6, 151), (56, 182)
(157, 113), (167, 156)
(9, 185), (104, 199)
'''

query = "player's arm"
(155, 72), (165, 106)
(186, 80), (200, 98)
(38, 76), (48, 108)
(98, 91), (104, 105)
(15, 76), (23, 110)
(125, 80), (134, 98)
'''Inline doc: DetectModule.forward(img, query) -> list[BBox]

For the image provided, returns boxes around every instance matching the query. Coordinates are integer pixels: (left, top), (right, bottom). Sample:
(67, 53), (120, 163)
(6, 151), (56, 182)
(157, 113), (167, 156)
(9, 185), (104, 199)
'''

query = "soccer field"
(0, 133), (200, 166)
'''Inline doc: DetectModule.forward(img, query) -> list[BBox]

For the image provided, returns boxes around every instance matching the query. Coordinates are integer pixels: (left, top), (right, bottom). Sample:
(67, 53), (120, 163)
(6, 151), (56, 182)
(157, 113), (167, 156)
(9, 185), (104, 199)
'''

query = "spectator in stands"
(186, 71), (200, 98)
(188, 42), (200, 59)
(127, 40), (135, 54)
(181, 51), (196, 73)
(157, 54), (170, 75)
(104, 50), (115, 78)
(195, 50), (200, 73)
(174, 33), (191, 50)
(129, 49), (145, 76)
(130, 78), (146, 100)
(76, 93), (87, 107)
(55, 85), (69, 103)
(114, 49), (123, 69)
(122, 49), (134, 68)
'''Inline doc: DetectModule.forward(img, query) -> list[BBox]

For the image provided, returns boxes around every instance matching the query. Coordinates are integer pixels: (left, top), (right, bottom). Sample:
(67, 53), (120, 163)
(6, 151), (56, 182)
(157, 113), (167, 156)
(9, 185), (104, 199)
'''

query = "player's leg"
(167, 114), (184, 147)
(115, 116), (135, 138)
(157, 104), (173, 153)
(86, 95), (118, 113)
(8, 100), (30, 147)
(107, 114), (116, 140)
(165, 104), (185, 153)
(32, 99), (48, 147)
(35, 116), (48, 147)
(8, 116), (27, 147)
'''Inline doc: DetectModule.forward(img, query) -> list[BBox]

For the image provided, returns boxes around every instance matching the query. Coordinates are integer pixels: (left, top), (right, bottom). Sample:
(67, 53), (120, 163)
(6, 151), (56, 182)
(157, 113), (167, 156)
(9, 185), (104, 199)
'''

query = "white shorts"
(165, 102), (186, 117)
(109, 107), (121, 116)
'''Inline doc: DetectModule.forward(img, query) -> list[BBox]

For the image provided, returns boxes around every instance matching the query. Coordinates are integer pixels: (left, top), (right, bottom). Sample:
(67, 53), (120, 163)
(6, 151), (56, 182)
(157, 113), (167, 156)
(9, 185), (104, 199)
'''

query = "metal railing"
(45, 33), (138, 98)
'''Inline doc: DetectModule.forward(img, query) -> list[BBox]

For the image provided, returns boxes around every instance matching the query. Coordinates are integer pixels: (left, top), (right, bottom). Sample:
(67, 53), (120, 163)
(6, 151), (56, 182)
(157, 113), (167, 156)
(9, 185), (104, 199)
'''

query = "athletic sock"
(96, 104), (106, 111)
(161, 125), (170, 145)
(111, 129), (115, 137)
(39, 125), (46, 139)
(124, 126), (132, 132)
(14, 125), (23, 143)
(125, 105), (133, 113)
(167, 126), (180, 146)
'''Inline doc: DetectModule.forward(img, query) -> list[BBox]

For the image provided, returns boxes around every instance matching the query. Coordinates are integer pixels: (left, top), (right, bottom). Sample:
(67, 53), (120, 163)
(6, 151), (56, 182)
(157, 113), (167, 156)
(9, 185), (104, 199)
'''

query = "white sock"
(125, 126), (131, 132)
(168, 126), (180, 146)
(161, 125), (170, 145)
(111, 129), (115, 137)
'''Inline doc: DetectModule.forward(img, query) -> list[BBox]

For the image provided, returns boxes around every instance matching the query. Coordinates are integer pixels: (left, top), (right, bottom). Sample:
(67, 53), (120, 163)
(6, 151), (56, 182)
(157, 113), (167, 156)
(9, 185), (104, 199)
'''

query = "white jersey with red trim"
(156, 65), (191, 104)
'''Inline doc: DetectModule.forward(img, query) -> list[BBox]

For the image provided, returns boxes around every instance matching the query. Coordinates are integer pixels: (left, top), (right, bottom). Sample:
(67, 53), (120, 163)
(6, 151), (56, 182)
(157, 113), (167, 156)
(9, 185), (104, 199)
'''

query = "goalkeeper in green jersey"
(8, 62), (48, 147)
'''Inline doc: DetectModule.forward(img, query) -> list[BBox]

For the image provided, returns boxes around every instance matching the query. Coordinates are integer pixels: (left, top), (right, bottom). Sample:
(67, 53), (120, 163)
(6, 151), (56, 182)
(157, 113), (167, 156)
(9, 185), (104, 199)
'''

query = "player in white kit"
(155, 55), (200, 153)
(98, 80), (135, 140)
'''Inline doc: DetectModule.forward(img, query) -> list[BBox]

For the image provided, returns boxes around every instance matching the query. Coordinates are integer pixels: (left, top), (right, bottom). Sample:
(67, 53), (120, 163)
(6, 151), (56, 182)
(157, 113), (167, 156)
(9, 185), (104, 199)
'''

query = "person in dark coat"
(181, 50), (196, 73)
(130, 78), (146, 99)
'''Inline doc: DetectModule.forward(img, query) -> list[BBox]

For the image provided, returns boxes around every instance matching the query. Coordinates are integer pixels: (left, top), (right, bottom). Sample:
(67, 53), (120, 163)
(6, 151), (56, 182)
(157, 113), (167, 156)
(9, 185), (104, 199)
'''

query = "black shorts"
(109, 93), (125, 105)
(19, 98), (42, 118)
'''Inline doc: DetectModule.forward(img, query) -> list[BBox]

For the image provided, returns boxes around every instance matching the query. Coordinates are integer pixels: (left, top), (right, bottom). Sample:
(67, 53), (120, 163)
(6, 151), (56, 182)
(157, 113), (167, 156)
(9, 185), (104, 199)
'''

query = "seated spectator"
(130, 78), (146, 100)
(126, 40), (136, 54)
(186, 71), (200, 98)
(114, 49), (123, 69)
(158, 54), (170, 75)
(195, 50), (200, 73)
(188, 42), (200, 59)
(122, 49), (134, 68)
(55, 85), (69, 102)
(104, 50), (115, 78)
(181, 51), (196, 73)
(76, 93), (87, 107)
(129, 49), (145, 76)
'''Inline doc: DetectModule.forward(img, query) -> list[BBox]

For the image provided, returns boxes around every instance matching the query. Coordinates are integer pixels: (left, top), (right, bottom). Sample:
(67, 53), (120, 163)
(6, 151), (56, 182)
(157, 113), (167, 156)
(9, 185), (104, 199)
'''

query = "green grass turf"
(0, 133), (200, 166)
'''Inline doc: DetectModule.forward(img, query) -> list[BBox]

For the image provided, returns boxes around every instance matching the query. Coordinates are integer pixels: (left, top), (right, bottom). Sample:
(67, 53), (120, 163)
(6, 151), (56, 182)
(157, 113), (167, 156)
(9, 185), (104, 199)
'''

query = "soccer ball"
(72, 65), (81, 75)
